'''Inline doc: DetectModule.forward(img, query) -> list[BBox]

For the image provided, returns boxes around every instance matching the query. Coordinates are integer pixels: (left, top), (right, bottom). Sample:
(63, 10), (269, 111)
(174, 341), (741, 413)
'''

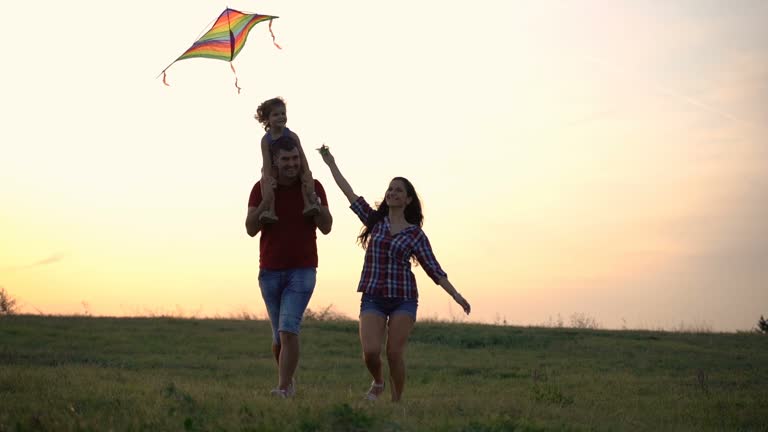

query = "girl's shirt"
(350, 196), (447, 299)
(263, 127), (292, 147)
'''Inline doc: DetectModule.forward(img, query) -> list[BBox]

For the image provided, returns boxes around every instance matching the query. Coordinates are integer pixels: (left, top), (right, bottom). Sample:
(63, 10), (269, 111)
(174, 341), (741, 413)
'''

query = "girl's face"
(385, 179), (412, 208)
(268, 106), (287, 129)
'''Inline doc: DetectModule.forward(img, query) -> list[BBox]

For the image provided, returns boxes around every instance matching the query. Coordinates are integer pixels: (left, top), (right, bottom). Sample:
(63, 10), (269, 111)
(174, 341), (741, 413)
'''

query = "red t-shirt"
(248, 179), (328, 270)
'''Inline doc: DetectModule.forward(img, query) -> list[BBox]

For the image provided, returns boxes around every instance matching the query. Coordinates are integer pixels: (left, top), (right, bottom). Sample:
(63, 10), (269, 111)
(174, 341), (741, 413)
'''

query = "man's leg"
(276, 268), (317, 394)
(277, 331), (299, 390)
(259, 269), (284, 389)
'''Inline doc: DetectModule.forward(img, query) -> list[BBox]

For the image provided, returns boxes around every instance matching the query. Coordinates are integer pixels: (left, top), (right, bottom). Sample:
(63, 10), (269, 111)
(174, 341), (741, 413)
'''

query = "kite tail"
(162, 71), (170, 86)
(230, 62), (242, 94)
(269, 19), (282, 49)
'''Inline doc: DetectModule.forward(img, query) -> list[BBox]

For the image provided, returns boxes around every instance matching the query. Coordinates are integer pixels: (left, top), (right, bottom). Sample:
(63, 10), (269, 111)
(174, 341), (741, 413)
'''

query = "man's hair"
(271, 135), (297, 157)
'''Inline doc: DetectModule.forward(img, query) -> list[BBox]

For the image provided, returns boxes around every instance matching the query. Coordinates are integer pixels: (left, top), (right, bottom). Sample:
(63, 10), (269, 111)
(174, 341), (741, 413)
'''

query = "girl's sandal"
(259, 211), (279, 224)
(365, 381), (385, 401)
(302, 204), (320, 217)
(303, 192), (321, 217)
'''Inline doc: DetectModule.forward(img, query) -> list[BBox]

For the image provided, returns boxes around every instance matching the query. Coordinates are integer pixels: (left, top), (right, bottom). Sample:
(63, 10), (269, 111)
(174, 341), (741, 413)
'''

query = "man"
(246, 135), (333, 398)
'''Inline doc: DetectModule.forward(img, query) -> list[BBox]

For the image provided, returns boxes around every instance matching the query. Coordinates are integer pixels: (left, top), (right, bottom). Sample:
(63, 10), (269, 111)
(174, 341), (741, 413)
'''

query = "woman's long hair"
(357, 177), (423, 249)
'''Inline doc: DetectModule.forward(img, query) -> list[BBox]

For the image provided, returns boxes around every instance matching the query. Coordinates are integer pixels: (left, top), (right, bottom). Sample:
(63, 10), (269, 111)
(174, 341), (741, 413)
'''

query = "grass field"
(0, 315), (766, 431)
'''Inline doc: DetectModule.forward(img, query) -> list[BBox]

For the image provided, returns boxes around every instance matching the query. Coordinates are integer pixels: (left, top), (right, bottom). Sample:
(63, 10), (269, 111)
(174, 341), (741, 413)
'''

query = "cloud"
(3, 252), (66, 272)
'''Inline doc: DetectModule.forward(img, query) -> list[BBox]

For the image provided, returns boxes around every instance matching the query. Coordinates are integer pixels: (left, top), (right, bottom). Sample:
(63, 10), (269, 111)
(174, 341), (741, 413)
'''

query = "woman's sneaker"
(270, 388), (288, 398)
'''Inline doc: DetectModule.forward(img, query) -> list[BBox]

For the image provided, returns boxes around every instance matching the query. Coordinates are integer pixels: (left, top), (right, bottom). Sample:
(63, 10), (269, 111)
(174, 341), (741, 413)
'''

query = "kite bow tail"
(162, 70), (170, 86)
(230, 62), (241, 94)
(269, 19), (282, 49)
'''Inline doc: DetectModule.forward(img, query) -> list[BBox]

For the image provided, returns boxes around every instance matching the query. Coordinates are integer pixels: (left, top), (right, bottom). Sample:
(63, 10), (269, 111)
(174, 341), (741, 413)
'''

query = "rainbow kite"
(160, 8), (281, 93)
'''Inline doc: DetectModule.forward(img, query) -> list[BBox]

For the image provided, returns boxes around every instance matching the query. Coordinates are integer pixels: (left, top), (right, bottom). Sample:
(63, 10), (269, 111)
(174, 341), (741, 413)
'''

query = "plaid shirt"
(350, 196), (447, 299)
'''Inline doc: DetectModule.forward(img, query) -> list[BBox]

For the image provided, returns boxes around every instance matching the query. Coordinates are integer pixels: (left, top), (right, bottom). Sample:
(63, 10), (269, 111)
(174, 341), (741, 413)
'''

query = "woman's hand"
(453, 292), (471, 315)
(316, 144), (335, 166)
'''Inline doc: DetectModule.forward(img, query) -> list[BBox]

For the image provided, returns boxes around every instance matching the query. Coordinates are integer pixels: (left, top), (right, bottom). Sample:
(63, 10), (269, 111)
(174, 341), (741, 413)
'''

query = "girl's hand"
(453, 292), (471, 315)
(316, 145), (335, 165)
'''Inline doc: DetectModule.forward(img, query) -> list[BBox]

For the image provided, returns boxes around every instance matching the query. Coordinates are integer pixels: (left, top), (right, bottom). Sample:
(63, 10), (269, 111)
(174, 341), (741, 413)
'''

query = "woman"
(318, 145), (471, 402)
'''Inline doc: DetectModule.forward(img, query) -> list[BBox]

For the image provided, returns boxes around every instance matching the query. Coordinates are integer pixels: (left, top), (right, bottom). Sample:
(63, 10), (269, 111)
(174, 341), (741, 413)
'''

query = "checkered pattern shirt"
(350, 196), (447, 299)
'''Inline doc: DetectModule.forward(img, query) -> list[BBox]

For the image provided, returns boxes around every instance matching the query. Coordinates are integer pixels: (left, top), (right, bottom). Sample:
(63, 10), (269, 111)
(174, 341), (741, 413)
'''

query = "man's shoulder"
(248, 180), (262, 205)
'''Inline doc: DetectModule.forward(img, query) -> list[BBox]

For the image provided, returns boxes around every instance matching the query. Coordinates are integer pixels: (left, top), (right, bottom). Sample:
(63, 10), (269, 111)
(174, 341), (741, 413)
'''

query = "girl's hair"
(357, 177), (423, 249)
(255, 97), (286, 131)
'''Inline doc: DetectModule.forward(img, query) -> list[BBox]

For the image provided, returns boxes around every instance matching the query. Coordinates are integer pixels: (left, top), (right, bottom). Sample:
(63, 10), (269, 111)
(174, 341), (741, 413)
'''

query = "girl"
(254, 97), (320, 223)
(318, 145), (471, 402)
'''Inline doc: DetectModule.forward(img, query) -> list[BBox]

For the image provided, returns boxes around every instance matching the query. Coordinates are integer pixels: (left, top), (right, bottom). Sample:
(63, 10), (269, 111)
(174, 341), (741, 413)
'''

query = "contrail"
(580, 55), (760, 129)
(2, 252), (66, 272)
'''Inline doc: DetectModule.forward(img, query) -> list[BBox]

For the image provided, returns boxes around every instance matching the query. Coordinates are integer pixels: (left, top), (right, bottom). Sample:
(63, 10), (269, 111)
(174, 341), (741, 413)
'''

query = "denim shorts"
(359, 293), (418, 320)
(259, 268), (316, 344)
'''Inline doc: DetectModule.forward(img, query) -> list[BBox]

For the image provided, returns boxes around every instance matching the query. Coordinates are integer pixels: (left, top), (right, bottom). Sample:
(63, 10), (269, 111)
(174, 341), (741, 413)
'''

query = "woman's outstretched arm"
(437, 277), (471, 315)
(318, 146), (358, 204)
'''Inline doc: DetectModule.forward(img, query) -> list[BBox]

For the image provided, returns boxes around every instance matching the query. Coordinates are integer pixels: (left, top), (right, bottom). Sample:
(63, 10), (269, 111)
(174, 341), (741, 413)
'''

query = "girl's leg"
(385, 314), (415, 402)
(359, 312), (387, 398)
(292, 139), (319, 216)
(259, 167), (278, 223)
(301, 169), (320, 217)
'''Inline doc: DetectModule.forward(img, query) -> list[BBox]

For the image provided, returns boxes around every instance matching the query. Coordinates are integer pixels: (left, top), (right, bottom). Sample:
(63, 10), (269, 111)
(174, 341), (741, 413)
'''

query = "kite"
(160, 8), (281, 93)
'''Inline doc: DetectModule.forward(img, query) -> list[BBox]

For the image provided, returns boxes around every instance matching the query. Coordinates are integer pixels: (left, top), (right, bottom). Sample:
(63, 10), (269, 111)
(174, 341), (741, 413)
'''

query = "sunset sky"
(2, 0), (766, 331)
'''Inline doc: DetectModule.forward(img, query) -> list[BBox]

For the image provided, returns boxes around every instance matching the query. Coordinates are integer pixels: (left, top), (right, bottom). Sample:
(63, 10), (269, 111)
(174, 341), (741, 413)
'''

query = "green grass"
(0, 315), (766, 431)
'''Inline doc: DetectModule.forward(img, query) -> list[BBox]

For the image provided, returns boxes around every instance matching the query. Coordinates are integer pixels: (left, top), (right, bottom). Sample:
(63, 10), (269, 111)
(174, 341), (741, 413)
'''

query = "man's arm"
(245, 201), (270, 237)
(313, 197), (333, 235)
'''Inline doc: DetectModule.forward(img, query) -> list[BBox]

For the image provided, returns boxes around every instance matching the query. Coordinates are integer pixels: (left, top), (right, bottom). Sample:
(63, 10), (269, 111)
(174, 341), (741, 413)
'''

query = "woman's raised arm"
(318, 145), (359, 204)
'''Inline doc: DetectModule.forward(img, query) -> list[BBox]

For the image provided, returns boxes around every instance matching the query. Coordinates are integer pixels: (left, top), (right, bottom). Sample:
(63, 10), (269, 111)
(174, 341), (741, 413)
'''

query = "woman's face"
(385, 179), (412, 208)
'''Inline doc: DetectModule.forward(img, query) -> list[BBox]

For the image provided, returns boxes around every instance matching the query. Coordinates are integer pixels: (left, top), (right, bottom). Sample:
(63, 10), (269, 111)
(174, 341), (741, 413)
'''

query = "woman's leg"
(386, 314), (415, 402)
(359, 312), (387, 396)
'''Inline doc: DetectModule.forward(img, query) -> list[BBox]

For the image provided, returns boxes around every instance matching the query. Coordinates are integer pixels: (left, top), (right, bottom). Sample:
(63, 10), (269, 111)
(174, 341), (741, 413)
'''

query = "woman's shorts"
(359, 293), (418, 320)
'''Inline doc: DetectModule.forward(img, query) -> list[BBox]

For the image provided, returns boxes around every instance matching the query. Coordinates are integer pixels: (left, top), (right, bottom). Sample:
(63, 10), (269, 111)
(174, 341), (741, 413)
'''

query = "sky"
(1, 0), (766, 331)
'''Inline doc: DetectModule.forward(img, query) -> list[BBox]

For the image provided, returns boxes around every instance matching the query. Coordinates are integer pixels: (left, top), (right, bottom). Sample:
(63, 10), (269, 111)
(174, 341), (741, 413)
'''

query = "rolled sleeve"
(413, 233), (447, 284)
(349, 196), (373, 224)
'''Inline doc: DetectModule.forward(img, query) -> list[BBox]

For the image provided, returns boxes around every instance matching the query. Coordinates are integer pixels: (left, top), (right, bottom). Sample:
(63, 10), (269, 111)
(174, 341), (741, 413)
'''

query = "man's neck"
(277, 174), (299, 186)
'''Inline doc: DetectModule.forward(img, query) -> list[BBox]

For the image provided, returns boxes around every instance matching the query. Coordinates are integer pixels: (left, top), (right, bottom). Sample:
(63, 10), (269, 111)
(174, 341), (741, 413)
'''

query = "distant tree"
(0, 287), (18, 315)
(758, 315), (768, 334)
(569, 312), (600, 330)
